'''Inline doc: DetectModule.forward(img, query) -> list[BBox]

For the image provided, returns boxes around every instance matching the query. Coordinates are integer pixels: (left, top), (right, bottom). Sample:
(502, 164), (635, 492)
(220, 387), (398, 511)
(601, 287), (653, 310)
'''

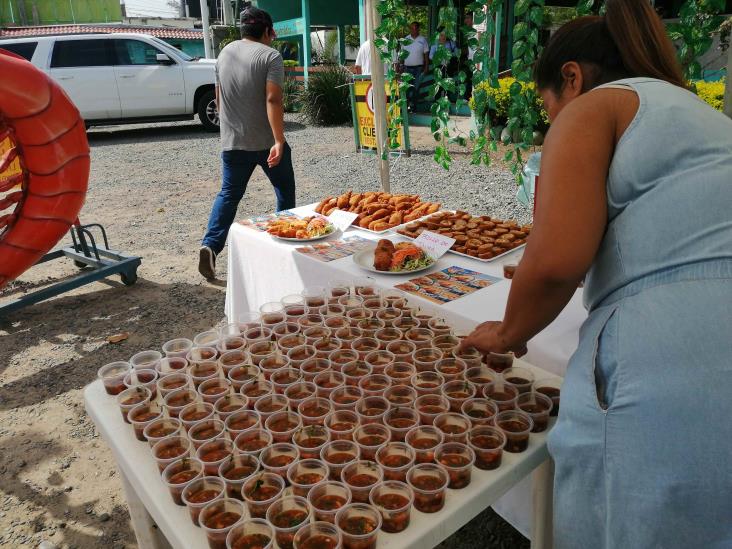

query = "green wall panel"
(0, 0), (122, 25)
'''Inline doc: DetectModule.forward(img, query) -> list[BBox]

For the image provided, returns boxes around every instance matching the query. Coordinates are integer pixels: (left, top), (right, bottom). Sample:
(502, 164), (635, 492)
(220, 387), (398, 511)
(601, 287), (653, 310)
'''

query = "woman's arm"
(461, 90), (628, 354)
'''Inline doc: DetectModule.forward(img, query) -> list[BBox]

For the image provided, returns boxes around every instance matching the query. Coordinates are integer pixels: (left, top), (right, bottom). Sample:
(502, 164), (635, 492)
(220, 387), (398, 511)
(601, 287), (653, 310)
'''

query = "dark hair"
(534, 0), (684, 93)
(240, 5), (274, 39)
(410, 21), (420, 28)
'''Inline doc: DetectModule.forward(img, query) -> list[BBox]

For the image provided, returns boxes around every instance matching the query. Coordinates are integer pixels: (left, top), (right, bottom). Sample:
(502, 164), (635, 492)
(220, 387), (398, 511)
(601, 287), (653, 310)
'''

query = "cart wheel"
(120, 270), (138, 286)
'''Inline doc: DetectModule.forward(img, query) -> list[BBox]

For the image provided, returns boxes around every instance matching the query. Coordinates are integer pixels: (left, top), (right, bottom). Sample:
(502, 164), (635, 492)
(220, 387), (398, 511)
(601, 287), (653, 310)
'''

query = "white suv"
(0, 33), (220, 131)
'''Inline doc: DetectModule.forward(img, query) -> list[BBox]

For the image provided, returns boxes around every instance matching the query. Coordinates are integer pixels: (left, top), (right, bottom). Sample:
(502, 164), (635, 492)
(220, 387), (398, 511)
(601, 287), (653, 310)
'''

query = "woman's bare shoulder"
(554, 88), (639, 144)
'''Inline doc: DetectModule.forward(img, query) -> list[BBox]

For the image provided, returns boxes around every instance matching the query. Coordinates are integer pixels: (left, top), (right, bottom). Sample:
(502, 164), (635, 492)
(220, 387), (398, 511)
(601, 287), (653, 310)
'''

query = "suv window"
(113, 39), (170, 65)
(0, 41), (38, 61)
(51, 39), (113, 68)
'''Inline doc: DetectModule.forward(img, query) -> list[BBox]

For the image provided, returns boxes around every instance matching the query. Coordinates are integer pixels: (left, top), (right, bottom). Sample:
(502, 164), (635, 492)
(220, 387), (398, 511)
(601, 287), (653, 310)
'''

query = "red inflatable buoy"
(0, 49), (90, 288)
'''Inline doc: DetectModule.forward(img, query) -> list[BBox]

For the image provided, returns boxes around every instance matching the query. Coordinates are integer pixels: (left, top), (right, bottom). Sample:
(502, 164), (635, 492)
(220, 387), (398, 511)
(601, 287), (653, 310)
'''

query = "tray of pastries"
(397, 210), (531, 261)
(314, 191), (441, 233)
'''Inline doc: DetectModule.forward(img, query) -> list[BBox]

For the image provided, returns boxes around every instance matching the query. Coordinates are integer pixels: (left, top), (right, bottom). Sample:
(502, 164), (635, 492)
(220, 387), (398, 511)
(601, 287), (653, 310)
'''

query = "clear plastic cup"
(341, 361), (373, 388)
(341, 460), (384, 503)
(353, 423), (390, 462)
(412, 347), (443, 373)
(355, 318), (385, 338)
(287, 459), (330, 498)
(267, 495), (312, 549)
(361, 296), (384, 311)
(240, 379), (274, 409)
(494, 409), (534, 453)
(354, 277), (378, 297)
(409, 306), (434, 328)
(188, 346), (219, 365)
(181, 475), (226, 526)
(485, 351), (515, 373)
(383, 385), (417, 407)
(220, 322), (244, 338)
(383, 407), (420, 442)
(282, 293), (306, 307)
(313, 337), (342, 360)
(244, 325), (275, 345)
(435, 442), (475, 490)
(380, 288), (408, 310)
(249, 341), (278, 367)
(404, 327), (434, 350)
(299, 358), (331, 383)
(180, 401), (215, 431)
(196, 438), (235, 475)
(152, 434), (192, 473)
(335, 503), (381, 549)
(301, 285), (327, 309)
(198, 378), (232, 405)
(533, 377), (562, 417)
(218, 452), (260, 500)
(349, 337), (379, 361)
(324, 410), (359, 442)
(432, 334), (461, 354)
(385, 340), (416, 364)
(260, 442), (300, 480)
(163, 338), (194, 359)
(237, 311), (263, 332)
(265, 410), (302, 443)
(375, 307), (403, 328)
(303, 325), (331, 346)
(144, 417), (183, 448)
(384, 362), (416, 386)
(273, 321), (302, 342)
(435, 358), (467, 382)
(200, 497), (246, 549)
(406, 463), (449, 513)
(278, 333), (308, 354)
(414, 394), (450, 425)
(461, 398), (499, 426)
(98, 361), (132, 395)
(130, 350), (162, 370)
(355, 396), (390, 425)
(269, 368), (305, 395)
(313, 370), (346, 399)
(427, 317), (452, 337)
(157, 357), (189, 378)
(501, 366), (535, 394)
(128, 401), (164, 441)
(516, 391), (553, 433)
(188, 418), (226, 449)
(328, 349), (359, 369)
(411, 371), (445, 396)
(320, 440), (359, 481)
(337, 294), (364, 312)
(162, 456), (204, 505)
(369, 480), (414, 533)
(293, 521), (342, 549)
(260, 301), (285, 315)
(391, 315), (419, 334)
(194, 330), (220, 349)
(225, 410), (261, 438)
(288, 345), (317, 370)
(298, 397), (334, 427)
(405, 425), (444, 464)
(285, 381), (317, 412)
(158, 372), (192, 398)
(123, 368), (159, 399)
(214, 394), (249, 421)
(254, 394), (290, 424)
(218, 350), (249, 375)
(363, 350), (394, 375)
(373, 327), (402, 350)
(375, 442), (415, 482)
(242, 472), (285, 519)
(346, 307), (373, 328)
(483, 380), (519, 412)
(293, 424), (330, 460)
(442, 380), (477, 412)
(226, 518), (274, 549)
(334, 326), (363, 350)
(468, 425), (506, 470)
(228, 364), (261, 392)
(117, 386), (151, 423)
(433, 412), (471, 444)
(451, 346), (482, 368)
(189, 360), (220, 388)
(308, 481), (352, 524)
(323, 314), (349, 330)
(284, 303), (308, 323)
(234, 428), (273, 457)
(464, 365), (498, 388)
(328, 386), (363, 411)
(217, 336), (246, 355)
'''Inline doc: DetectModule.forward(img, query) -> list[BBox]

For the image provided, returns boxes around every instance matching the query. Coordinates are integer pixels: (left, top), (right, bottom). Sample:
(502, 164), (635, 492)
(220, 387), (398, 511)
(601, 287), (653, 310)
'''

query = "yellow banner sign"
(0, 132), (23, 187)
(354, 79), (402, 150)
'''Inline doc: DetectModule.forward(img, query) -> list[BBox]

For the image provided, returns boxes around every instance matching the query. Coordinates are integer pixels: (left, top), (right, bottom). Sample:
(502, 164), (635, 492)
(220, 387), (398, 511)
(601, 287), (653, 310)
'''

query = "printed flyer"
(395, 266), (502, 304)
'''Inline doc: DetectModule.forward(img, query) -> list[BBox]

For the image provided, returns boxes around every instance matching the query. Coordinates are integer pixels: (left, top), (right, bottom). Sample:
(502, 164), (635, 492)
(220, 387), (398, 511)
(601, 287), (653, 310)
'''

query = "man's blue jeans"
(202, 144), (296, 255)
(404, 65), (424, 108)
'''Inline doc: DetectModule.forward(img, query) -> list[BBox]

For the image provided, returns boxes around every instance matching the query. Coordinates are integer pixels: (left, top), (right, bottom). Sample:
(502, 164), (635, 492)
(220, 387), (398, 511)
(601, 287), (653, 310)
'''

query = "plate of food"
(353, 239), (436, 275)
(266, 216), (338, 242)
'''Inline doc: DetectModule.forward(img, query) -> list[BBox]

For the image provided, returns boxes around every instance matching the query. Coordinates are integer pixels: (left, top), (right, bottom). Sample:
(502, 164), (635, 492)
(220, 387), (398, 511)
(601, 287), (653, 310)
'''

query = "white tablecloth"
(225, 204), (588, 537)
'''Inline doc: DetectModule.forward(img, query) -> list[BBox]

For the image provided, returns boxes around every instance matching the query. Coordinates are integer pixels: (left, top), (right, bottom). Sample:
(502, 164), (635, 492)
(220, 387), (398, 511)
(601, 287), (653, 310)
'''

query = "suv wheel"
(197, 89), (219, 132)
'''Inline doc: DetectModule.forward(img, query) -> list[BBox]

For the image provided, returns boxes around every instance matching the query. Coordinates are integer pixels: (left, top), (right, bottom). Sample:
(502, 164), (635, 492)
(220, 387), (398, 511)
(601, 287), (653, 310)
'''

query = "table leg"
(530, 458), (554, 549)
(119, 468), (171, 549)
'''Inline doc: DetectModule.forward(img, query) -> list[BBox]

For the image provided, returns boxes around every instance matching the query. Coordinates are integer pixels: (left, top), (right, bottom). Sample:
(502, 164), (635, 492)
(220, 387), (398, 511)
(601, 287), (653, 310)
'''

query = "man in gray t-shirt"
(199, 6), (296, 280)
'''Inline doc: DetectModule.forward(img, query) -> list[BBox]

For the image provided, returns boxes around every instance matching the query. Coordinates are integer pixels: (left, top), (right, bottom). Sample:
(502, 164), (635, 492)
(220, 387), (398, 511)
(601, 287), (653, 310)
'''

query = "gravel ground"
(0, 115), (532, 549)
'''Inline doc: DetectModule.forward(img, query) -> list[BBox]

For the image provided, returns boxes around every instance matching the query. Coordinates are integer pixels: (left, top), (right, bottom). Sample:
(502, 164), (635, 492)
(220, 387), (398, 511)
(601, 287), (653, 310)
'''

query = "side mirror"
(156, 53), (174, 65)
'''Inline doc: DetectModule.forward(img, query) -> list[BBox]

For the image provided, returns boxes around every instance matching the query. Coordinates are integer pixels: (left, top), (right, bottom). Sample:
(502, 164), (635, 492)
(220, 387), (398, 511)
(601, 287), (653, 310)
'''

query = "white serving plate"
(352, 246), (437, 275)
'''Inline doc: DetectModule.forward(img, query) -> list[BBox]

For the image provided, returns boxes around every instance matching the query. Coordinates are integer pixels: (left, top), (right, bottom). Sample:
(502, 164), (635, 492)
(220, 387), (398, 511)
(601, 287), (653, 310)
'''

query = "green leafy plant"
(283, 77), (302, 113)
(667, 0), (726, 79)
(469, 77), (549, 130)
(218, 25), (240, 51)
(284, 60), (299, 67)
(298, 65), (352, 126)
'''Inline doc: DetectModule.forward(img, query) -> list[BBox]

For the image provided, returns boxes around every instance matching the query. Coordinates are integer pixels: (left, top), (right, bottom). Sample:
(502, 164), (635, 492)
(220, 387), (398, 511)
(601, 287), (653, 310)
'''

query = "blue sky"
(123, 0), (178, 18)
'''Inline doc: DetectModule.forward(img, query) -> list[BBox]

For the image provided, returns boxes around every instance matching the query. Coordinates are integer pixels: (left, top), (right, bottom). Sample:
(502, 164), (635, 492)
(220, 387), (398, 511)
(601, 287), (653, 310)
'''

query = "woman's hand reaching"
(458, 321), (528, 357)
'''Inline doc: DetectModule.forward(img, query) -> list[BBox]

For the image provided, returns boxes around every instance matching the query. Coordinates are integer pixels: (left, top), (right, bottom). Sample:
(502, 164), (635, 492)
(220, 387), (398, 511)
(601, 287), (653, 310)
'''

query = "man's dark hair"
(410, 21), (420, 28)
(239, 3), (274, 39)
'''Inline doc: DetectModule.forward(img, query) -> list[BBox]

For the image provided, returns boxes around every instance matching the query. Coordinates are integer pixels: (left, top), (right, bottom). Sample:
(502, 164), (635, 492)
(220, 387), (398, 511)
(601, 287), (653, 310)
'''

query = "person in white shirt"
(354, 39), (387, 76)
(401, 21), (429, 110)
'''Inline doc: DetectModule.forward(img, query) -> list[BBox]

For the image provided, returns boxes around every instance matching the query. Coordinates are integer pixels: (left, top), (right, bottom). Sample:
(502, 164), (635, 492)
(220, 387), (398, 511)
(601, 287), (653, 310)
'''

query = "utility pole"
(366, 0), (391, 193)
(200, 0), (214, 58)
(724, 42), (732, 119)
(179, 0), (187, 18)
